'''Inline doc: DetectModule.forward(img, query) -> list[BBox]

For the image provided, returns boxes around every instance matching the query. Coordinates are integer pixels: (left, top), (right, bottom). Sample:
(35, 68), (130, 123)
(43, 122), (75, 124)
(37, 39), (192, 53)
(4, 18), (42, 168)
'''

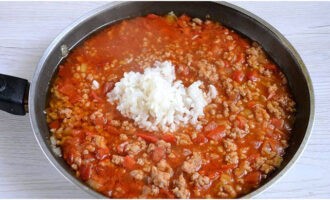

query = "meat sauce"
(46, 13), (296, 198)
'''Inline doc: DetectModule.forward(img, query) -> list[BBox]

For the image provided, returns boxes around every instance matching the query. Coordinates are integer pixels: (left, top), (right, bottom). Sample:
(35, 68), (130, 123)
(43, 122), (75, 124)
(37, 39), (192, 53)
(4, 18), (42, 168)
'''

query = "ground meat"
(191, 172), (211, 189)
(222, 78), (240, 100)
(157, 159), (174, 175)
(119, 134), (128, 141)
(254, 105), (270, 122)
(223, 185), (237, 197)
(197, 59), (219, 83)
(182, 152), (202, 174)
(148, 159), (174, 189)
(217, 173), (236, 198)
(110, 119), (121, 127)
(225, 151), (239, 165)
(130, 170), (144, 181)
(260, 163), (275, 174)
(151, 185), (160, 195)
(150, 166), (171, 189)
(93, 135), (107, 148)
(223, 139), (237, 152)
(147, 143), (156, 153)
(253, 156), (267, 169)
(124, 139), (147, 156)
(229, 102), (242, 114)
(156, 140), (171, 154)
(59, 108), (72, 118)
(176, 133), (193, 145)
(234, 161), (252, 178)
(246, 43), (268, 69)
(172, 174), (190, 199)
(223, 101), (230, 117)
(140, 185), (160, 198)
(267, 101), (284, 118)
(111, 155), (124, 165)
(267, 84), (278, 99)
(137, 158), (145, 166)
(230, 127), (249, 139)
(277, 96), (296, 113)
(117, 141), (128, 154)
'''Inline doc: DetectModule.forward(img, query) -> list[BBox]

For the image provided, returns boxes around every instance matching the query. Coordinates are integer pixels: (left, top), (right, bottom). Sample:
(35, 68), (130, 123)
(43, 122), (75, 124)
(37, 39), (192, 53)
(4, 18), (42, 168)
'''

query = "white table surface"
(0, 1), (329, 198)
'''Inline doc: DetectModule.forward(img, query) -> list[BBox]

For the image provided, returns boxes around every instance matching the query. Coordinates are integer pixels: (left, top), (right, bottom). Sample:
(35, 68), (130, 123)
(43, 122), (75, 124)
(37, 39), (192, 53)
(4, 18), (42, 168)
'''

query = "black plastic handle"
(0, 74), (29, 115)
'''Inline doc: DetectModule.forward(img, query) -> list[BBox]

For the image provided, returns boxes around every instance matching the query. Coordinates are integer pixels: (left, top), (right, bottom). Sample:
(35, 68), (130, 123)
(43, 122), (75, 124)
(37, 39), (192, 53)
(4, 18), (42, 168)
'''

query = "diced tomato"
(162, 134), (177, 144)
(85, 131), (95, 137)
(244, 171), (262, 185)
(49, 120), (60, 130)
(236, 116), (247, 129)
(159, 189), (175, 198)
(58, 65), (72, 78)
(232, 70), (245, 82)
(236, 53), (246, 64)
(82, 152), (94, 160)
(264, 63), (277, 70)
(152, 147), (166, 162)
(137, 133), (158, 143)
(95, 165), (107, 177)
(71, 129), (85, 142)
(268, 139), (282, 154)
(95, 148), (109, 160)
(90, 90), (103, 102)
(123, 156), (136, 170)
(105, 125), (121, 135)
(247, 101), (257, 109)
(220, 164), (237, 171)
(247, 70), (258, 82)
(240, 39), (250, 49)
(208, 171), (220, 179)
(271, 118), (284, 129)
(63, 150), (75, 165)
(206, 125), (226, 141)
(223, 60), (229, 68)
(79, 163), (92, 181)
(193, 134), (208, 144)
(103, 81), (115, 95)
(93, 116), (105, 126)
(58, 83), (80, 103)
(72, 129), (82, 136)
(146, 13), (159, 19)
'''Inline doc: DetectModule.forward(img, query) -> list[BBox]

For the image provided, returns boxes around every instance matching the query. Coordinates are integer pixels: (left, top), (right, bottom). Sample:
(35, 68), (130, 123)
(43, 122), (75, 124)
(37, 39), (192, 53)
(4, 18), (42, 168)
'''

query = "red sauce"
(46, 13), (295, 198)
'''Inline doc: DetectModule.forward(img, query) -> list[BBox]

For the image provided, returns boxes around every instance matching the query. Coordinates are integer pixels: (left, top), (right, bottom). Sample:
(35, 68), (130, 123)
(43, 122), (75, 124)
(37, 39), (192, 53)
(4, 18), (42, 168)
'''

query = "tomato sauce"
(46, 13), (295, 198)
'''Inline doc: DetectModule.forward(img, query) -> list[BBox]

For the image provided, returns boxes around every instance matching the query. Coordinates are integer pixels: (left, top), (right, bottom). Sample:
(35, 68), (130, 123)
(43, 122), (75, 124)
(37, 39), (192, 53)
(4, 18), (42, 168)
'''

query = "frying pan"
(0, 1), (314, 198)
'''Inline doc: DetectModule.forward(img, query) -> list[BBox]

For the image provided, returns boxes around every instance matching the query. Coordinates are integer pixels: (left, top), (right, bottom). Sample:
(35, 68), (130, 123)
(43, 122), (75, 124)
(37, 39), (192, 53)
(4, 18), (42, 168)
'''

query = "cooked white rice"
(107, 61), (217, 132)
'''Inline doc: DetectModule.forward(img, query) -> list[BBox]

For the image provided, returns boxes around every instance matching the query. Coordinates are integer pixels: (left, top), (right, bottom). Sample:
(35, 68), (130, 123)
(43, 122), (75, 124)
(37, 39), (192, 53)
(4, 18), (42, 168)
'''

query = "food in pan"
(46, 13), (296, 198)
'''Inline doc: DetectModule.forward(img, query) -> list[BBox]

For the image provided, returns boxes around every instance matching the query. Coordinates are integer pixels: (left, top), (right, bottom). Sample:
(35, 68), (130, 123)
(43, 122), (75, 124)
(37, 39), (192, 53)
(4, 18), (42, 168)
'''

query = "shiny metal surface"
(29, 2), (314, 198)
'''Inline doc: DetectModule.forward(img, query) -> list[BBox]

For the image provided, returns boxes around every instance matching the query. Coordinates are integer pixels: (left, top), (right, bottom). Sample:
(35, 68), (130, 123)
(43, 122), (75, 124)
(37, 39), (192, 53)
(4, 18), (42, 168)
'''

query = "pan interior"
(30, 2), (312, 198)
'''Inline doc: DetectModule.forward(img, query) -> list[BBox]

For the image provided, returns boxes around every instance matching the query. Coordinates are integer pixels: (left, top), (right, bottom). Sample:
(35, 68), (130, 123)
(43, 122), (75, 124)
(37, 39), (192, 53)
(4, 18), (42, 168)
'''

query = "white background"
(0, 1), (329, 198)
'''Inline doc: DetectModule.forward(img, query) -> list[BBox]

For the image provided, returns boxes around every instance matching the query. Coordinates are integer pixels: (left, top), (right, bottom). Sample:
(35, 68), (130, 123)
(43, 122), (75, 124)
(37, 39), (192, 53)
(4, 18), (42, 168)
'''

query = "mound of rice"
(107, 61), (217, 132)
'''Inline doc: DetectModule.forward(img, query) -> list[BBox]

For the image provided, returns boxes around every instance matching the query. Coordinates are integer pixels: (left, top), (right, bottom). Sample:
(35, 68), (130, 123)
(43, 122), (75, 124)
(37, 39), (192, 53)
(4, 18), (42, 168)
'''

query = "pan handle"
(0, 74), (29, 115)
